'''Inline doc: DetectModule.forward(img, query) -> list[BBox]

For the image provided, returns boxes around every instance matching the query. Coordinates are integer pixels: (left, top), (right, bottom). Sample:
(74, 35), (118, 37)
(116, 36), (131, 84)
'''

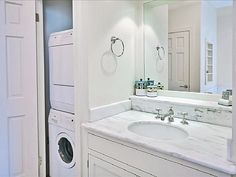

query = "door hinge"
(39, 156), (42, 166)
(87, 160), (89, 168)
(35, 13), (40, 22)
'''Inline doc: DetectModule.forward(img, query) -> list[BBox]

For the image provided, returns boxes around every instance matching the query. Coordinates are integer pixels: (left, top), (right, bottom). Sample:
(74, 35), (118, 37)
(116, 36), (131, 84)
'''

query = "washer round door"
(56, 133), (75, 168)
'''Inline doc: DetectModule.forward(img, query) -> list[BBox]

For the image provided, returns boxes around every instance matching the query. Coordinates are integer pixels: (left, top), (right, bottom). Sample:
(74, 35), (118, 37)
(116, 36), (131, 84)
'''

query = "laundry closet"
(42, 1), (75, 177)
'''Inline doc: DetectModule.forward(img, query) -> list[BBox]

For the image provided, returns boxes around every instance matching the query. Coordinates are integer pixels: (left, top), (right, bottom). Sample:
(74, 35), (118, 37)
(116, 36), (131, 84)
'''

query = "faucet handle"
(155, 108), (162, 119)
(168, 106), (174, 114)
(180, 112), (189, 125)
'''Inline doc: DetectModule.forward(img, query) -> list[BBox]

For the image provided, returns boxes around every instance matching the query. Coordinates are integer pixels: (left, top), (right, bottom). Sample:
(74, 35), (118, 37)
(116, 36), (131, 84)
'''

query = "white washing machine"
(49, 29), (74, 114)
(49, 109), (76, 177)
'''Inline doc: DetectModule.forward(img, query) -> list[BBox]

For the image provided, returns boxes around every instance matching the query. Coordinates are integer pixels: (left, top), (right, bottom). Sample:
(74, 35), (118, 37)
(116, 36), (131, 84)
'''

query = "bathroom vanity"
(83, 96), (235, 177)
(80, 0), (235, 176)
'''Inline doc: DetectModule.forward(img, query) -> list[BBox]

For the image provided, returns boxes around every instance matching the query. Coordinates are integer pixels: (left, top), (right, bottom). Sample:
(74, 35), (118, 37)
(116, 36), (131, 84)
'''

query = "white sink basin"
(128, 121), (189, 141)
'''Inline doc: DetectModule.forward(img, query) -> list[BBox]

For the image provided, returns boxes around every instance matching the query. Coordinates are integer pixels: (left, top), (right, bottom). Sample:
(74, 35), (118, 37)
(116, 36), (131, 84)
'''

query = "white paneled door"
(168, 31), (190, 92)
(0, 1), (38, 177)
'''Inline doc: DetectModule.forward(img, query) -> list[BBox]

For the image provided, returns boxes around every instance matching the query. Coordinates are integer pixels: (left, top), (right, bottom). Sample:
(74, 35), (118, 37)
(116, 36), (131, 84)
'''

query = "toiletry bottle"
(135, 79), (146, 96)
(146, 78), (154, 87)
(218, 91), (232, 106)
(157, 82), (161, 90)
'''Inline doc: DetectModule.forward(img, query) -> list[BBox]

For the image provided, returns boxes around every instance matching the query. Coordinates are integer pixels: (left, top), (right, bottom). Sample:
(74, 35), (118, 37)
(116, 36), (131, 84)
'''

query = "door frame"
(231, 0), (236, 162)
(168, 29), (191, 92)
(36, 0), (46, 177)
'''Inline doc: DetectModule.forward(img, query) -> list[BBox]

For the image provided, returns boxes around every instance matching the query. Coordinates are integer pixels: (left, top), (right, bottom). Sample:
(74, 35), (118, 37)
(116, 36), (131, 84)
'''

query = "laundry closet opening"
(42, 0), (73, 176)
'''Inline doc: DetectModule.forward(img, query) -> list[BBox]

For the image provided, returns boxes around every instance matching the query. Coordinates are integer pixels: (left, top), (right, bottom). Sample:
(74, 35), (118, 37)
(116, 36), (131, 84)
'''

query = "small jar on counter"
(146, 85), (158, 97)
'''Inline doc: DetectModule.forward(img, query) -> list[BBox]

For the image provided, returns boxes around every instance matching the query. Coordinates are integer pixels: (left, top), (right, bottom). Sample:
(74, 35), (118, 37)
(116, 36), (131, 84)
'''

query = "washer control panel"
(49, 109), (75, 131)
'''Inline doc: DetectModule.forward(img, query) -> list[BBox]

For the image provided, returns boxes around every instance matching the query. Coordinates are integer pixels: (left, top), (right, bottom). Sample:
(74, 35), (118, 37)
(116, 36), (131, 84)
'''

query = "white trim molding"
(36, 0), (46, 176)
(230, 0), (236, 163)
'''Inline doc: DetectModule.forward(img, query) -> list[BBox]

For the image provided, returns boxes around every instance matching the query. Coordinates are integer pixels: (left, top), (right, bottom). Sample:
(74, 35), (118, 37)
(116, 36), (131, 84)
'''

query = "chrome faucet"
(155, 107), (175, 122)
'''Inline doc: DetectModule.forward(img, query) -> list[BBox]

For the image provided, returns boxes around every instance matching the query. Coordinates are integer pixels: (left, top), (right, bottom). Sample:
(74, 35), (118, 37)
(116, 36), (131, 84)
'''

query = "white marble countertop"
(83, 110), (236, 174)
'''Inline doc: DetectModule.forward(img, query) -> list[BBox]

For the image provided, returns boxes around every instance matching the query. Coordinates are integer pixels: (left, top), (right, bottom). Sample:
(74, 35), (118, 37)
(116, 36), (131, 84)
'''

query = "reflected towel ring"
(111, 36), (125, 57)
(156, 46), (165, 60)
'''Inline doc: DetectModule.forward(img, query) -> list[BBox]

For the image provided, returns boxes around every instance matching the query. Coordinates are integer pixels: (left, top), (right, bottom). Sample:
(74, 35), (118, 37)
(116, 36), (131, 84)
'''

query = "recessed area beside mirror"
(144, 0), (233, 94)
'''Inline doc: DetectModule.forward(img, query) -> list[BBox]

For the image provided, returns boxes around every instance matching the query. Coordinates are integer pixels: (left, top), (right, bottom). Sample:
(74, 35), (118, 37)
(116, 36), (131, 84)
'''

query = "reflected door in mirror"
(168, 31), (190, 91)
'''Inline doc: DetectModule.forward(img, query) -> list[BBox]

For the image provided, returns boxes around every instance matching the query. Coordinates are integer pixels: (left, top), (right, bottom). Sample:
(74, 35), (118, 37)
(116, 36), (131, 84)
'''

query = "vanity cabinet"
(88, 154), (155, 177)
(87, 133), (233, 177)
(89, 155), (138, 177)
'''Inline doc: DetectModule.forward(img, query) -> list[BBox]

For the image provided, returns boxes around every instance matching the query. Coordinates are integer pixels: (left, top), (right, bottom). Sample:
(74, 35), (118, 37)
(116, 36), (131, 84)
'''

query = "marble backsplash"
(90, 100), (131, 122)
(130, 96), (232, 127)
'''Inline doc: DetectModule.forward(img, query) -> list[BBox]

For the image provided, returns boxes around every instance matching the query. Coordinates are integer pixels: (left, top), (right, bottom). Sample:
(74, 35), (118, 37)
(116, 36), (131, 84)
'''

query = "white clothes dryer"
(49, 29), (74, 114)
(48, 109), (76, 177)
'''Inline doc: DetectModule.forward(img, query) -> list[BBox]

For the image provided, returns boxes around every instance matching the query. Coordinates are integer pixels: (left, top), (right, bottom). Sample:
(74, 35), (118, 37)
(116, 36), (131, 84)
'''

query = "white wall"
(135, 3), (145, 80)
(87, 2), (139, 108)
(217, 6), (233, 93)
(200, 1), (218, 93)
(74, 1), (139, 109)
(144, 4), (168, 88)
(168, 2), (201, 92)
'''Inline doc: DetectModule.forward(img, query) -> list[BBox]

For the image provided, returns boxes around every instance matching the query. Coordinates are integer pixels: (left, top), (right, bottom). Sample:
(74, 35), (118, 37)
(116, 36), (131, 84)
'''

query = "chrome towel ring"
(111, 36), (125, 57)
(156, 46), (165, 60)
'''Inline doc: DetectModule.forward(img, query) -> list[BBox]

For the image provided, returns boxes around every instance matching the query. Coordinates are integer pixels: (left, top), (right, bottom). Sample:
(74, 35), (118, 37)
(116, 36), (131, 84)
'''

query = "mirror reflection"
(144, 0), (233, 94)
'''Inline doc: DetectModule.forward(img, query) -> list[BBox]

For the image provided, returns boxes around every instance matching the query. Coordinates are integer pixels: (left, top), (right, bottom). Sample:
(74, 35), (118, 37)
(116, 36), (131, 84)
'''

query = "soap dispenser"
(146, 78), (154, 87)
(135, 79), (146, 96)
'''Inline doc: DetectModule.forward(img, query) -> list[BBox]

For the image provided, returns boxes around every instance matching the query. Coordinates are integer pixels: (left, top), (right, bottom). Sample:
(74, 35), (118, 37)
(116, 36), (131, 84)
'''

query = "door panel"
(168, 31), (190, 91)
(89, 155), (137, 177)
(0, 1), (38, 177)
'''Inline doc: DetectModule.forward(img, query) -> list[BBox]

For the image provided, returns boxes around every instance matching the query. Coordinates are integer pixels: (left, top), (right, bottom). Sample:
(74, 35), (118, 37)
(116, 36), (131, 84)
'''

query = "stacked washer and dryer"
(48, 29), (76, 177)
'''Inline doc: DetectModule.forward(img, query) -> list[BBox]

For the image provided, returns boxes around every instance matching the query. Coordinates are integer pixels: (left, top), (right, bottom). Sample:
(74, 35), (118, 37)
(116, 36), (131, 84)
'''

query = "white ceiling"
(168, 1), (200, 11)
(208, 0), (233, 8)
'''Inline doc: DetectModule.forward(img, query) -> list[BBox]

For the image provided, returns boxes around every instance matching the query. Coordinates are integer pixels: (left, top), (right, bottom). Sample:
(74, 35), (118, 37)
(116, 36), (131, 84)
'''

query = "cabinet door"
(89, 155), (138, 177)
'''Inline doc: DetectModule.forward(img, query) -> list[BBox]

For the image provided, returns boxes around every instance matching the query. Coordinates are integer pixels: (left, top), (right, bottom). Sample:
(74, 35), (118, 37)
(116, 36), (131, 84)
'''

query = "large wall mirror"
(144, 0), (233, 94)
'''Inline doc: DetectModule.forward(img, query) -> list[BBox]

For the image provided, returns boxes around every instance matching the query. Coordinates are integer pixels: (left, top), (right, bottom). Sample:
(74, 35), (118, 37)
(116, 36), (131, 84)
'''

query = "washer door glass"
(58, 137), (73, 164)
